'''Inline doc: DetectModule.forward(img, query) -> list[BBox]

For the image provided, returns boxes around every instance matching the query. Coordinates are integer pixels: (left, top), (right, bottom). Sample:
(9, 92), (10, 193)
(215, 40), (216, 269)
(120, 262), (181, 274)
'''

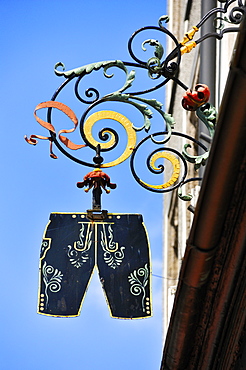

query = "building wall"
(163, 0), (237, 337)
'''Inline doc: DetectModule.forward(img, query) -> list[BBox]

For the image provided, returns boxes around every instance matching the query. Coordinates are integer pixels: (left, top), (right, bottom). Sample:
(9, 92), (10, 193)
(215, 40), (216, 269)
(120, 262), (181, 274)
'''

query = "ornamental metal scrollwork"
(25, 1), (245, 200)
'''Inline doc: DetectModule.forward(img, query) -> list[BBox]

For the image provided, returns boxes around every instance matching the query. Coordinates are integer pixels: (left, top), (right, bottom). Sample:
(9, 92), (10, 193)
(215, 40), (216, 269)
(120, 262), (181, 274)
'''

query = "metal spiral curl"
(197, 0), (244, 28)
(79, 107), (137, 168)
(178, 177), (203, 202)
(196, 1), (246, 43)
(127, 19), (181, 82)
(130, 131), (210, 193)
(81, 115), (120, 152)
(228, 5), (245, 24)
(75, 75), (100, 104)
(130, 133), (187, 193)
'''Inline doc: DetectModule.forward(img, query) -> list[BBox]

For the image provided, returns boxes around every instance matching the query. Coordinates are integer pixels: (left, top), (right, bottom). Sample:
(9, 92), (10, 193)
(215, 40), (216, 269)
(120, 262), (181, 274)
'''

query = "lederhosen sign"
(38, 212), (152, 319)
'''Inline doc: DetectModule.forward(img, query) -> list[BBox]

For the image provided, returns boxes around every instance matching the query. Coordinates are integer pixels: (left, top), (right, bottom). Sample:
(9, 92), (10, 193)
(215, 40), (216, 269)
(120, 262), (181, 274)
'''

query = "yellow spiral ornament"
(84, 110), (137, 168)
(140, 151), (180, 190)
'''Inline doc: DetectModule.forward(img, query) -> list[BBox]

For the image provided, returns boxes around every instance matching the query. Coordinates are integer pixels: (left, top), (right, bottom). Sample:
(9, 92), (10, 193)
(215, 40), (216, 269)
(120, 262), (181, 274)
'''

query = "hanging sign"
(38, 211), (152, 319)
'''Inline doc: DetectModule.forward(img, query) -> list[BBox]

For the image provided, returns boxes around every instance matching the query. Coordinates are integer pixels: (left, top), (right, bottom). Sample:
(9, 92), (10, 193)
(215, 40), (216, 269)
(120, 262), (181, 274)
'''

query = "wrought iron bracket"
(25, 1), (245, 206)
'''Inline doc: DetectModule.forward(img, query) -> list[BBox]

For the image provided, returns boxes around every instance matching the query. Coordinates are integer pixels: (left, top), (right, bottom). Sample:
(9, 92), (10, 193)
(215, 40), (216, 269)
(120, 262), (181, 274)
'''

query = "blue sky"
(1, 1), (167, 369)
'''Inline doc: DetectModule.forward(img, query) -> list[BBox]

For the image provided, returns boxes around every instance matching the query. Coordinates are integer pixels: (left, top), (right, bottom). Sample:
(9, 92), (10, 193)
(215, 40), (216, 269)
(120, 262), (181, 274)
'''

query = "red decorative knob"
(182, 84), (210, 111)
(77, 168), (116, 193)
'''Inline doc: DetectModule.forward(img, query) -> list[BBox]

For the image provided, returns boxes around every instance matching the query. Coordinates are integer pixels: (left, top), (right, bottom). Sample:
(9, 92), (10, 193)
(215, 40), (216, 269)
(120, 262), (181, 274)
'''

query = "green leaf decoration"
(54, 60), (128, 78)
(103, 60), (128, 78)
(119, 69), (136, 93)
(196, 103), (217, 138)
(142, 39), (164, 60)
(163, 112), (175, 128)
(178, 185), (193, 201)
(158, 15), (170, 27)
(181, 103), (216, 170)
(182, 144), (209, 170)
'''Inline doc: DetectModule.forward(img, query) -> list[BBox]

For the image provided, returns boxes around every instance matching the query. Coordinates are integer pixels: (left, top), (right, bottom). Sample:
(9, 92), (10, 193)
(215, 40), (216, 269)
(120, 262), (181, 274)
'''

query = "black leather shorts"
(38, 212), (152, 319)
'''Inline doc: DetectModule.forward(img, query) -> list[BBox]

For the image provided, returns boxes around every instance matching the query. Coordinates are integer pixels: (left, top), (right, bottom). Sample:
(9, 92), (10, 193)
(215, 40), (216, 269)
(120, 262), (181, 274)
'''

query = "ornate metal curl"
(25, 1), (245, 200)
(130, 131), (208, 193)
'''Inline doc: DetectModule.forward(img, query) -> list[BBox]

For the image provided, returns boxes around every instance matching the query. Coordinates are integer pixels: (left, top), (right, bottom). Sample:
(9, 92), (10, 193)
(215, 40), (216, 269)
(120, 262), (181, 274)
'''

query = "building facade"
(163, 0), (237, 336)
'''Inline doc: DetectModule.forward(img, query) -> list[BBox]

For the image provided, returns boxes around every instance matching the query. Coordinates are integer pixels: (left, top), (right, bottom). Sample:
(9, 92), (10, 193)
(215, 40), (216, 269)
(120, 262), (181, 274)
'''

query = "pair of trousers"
(37, 212), (152, 319)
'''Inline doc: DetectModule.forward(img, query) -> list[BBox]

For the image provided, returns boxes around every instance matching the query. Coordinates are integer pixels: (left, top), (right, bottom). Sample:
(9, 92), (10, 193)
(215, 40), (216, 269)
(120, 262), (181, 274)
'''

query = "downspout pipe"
(199, 0), (217, 174)
(161, 15), (246, 370)
(200, 0), (216, 105)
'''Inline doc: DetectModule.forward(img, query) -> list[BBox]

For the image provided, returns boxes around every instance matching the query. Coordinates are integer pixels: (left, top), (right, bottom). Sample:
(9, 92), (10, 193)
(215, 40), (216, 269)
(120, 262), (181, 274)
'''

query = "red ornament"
(77, 168), (116, 194)
(182, 84), (210, 111)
